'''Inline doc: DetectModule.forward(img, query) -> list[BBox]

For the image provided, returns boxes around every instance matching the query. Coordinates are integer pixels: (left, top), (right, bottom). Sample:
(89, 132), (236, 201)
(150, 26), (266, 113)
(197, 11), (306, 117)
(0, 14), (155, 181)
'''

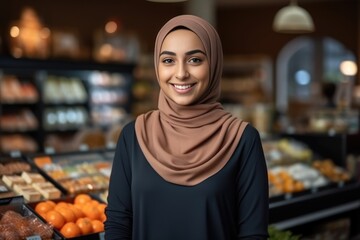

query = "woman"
(105, 14), (269, 240)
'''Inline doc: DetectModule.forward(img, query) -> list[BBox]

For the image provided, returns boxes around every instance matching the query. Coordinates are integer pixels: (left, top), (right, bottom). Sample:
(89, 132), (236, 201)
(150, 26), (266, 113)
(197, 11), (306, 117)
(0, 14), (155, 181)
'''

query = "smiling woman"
(105, 14), (269, 240)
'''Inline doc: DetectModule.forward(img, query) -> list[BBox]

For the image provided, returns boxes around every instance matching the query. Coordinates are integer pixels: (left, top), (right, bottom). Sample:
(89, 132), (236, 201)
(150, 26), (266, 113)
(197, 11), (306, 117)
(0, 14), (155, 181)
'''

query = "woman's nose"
(175, 63), (189, 80)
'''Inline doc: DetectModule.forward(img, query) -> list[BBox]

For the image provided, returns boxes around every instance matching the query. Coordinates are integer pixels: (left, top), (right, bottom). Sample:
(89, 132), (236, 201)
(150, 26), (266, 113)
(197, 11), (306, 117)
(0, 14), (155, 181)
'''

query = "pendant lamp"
(273, 0), (315, 33)
(147, 0), (187, 2)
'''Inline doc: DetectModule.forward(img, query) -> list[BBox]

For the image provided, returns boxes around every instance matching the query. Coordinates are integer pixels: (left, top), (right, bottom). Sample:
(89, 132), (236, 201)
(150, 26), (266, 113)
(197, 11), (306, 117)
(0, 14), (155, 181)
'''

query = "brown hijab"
(135, 15), (248, 186)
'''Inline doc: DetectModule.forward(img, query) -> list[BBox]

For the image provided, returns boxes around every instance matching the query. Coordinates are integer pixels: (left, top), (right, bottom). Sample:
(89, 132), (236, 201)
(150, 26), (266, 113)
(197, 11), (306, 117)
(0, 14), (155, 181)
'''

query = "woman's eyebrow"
(186, 49), (206, 56)
(159, 49), (206, 57)
(159, 50), (175, 56)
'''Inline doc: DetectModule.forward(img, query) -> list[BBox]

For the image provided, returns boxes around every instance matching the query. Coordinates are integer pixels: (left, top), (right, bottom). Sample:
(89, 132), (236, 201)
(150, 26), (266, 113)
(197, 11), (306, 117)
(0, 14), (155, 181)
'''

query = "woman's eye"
(162, 58), (173, 64)
(189, 57), (202, 64)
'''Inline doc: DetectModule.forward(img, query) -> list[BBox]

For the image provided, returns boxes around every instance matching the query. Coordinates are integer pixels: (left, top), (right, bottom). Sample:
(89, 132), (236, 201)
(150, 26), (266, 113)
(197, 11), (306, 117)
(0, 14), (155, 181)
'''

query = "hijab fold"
(135, 15), (247, 186)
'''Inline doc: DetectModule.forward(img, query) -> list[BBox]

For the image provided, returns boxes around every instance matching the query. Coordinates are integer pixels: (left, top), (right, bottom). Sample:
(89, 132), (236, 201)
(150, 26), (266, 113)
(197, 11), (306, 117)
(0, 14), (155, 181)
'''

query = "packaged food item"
(0, 196), (59, 239)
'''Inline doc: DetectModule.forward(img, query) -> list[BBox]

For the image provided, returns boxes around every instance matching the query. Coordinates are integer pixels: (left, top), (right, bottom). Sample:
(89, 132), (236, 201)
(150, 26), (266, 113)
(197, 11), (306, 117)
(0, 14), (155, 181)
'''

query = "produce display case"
(28, 194), (106, 240)
(266, 133), (360, 238)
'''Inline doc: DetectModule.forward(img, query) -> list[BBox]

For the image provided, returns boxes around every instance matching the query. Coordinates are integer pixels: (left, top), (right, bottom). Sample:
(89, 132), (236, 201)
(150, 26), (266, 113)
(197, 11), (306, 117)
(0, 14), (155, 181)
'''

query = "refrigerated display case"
(27, 150), (113, 198)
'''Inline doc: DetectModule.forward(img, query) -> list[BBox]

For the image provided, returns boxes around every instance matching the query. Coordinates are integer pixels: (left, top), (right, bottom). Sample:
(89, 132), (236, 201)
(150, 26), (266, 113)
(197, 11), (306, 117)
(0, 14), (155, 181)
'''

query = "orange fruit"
(60, 222), (82, 238)
(35, 202), (54, 215)
(45, 200), (57, 209)
(74, 194), (92, 205)
(101, 213), (107, 222)
(82, 204), (101, 220)
(45, 210), (66, 229)
(90, 199), (100, 206)
(55, 201), (70, 211)
(57, 206), (77, 223)
(68, 204), (84, 219)
(76, 217), (94, 235)
(91, 219), (104, 233)
(97, 203), (107, 214)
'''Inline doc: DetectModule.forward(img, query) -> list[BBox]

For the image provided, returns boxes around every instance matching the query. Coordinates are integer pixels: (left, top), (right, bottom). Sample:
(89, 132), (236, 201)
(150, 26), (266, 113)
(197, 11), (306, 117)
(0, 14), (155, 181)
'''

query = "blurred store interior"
(0, 0), (359, 239)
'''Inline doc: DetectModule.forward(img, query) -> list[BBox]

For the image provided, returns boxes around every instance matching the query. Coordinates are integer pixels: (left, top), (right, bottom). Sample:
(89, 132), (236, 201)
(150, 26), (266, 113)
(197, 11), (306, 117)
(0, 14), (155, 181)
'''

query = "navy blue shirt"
(105, 121), (269, 240)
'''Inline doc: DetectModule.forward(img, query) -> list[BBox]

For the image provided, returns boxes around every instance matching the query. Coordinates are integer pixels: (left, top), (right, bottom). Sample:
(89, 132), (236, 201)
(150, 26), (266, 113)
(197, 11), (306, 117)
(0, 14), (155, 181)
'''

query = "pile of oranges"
(34, 194), (106, 238)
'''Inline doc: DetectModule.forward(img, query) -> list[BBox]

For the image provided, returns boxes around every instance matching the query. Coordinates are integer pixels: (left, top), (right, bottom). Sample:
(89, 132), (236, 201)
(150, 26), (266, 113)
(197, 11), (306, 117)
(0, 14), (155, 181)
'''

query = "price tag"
(338, 181), (344, 188)
(284, 193), (292, 200)
(311, 187), (318, 193)
(26, 235), (41, 240)
(10, 150), (21, 158)
(99, 232), (105, 240)
(79, 144), (89, 151)
(45, 147), (55, 154)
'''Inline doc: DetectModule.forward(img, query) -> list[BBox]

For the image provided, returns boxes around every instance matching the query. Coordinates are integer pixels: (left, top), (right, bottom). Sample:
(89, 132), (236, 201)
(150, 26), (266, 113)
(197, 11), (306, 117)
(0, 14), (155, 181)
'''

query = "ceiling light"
(273, 0), (315, 34)
(147, 0), (187, 2)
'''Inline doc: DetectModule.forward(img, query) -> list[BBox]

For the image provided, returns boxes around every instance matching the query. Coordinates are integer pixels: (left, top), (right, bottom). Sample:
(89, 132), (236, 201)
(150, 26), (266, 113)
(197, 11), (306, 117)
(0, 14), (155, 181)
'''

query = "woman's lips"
(172, 83), (195, 93)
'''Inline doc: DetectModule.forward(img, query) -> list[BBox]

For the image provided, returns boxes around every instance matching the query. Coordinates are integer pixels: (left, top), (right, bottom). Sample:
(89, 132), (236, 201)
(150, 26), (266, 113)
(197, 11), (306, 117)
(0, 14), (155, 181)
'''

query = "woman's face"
(158, 29), (210, 106)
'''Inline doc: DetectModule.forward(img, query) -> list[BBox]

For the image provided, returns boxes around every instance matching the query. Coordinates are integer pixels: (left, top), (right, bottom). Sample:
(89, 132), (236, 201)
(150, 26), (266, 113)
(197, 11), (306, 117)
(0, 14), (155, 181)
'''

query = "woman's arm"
(236, 125), (269, 239)
(105, 124), (133, 240)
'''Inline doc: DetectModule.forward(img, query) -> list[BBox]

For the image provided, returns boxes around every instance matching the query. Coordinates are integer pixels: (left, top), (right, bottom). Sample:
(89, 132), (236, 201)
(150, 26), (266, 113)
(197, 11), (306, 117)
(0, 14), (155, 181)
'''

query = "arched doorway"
(276, 36), (356, 129)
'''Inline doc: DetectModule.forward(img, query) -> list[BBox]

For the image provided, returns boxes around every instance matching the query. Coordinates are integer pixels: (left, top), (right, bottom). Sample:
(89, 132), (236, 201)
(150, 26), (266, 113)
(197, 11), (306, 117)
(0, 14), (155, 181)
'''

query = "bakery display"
(32, 153), (112, 195)
(0, 157), (62, 202)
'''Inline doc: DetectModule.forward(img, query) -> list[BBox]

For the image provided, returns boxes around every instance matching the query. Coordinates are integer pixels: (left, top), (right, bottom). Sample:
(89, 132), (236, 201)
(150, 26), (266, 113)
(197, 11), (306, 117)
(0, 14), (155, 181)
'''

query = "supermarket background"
(0, 0), (359, 239)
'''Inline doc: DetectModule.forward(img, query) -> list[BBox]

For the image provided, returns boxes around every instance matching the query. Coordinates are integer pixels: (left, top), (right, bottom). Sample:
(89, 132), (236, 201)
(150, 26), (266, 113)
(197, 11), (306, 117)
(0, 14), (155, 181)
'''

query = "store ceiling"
(217, 0), (343, 7)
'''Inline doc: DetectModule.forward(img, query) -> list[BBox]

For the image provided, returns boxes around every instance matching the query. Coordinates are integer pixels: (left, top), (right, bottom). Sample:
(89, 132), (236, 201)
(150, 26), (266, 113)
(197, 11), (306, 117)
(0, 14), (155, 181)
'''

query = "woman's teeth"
(174, 84), (193, 90)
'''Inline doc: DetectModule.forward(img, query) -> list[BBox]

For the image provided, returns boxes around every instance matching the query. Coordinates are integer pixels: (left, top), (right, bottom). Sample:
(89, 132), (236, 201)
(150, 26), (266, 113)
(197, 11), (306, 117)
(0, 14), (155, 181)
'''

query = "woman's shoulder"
(123, 120), (136, 131)
(242, 122), (260, 138)
(119, 120), (136, 138)
(240, 123), (262, 146)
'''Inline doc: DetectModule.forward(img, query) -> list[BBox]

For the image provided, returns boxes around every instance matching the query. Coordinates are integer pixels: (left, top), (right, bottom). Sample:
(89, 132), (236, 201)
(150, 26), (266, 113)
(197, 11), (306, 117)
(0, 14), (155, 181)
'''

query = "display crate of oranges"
(29, 193), (106, 239)
(0, 195), (61, 239)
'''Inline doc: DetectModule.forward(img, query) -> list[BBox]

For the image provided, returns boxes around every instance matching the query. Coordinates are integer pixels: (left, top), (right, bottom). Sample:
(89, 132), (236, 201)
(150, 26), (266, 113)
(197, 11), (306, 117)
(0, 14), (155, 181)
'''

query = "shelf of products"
(264, 133), (360, 239)
(0, 154), (64, 202)
(27, 150), (113, 201)
(0, 57), (135, 154)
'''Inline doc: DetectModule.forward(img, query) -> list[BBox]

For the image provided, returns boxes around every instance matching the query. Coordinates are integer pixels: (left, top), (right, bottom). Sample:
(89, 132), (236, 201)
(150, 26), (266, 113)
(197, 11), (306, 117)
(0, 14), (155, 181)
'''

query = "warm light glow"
(40, 27), (51, 39)
(9, 7), (50, 58)
(99, 43), (113, 57)
(340, 60), (358, 76)
(10, 26), (20, 38)
(105, 21), (117, 34)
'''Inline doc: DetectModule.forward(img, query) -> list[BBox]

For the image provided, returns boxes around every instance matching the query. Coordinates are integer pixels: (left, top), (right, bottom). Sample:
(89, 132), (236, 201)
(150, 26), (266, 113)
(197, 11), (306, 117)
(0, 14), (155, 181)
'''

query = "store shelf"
(0, 57), (135, 154)
(270, 181), (360, 236)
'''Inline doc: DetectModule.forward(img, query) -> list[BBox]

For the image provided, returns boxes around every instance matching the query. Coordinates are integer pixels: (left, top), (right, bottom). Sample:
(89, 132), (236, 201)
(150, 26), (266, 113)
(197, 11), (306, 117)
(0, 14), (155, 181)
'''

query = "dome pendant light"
(273, 0), (315, 34)
(147, 0), (187, 2)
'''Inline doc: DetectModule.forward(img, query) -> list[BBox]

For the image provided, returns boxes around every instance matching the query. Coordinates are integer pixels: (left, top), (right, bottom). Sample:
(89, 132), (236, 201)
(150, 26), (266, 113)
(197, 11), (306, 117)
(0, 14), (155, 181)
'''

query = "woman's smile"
(172, 83), (196, 93)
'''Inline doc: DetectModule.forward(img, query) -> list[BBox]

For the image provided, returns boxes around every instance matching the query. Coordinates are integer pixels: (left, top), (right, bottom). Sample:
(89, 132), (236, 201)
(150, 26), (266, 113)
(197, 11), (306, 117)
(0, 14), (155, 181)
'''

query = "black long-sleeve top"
(105, 121), (269, 240)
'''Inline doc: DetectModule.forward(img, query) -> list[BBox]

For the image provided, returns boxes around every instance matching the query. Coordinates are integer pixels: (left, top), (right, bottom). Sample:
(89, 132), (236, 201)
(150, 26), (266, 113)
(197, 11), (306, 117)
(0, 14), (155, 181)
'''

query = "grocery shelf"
(0, 57), (135, 153)
(270, 181), (360, 236)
